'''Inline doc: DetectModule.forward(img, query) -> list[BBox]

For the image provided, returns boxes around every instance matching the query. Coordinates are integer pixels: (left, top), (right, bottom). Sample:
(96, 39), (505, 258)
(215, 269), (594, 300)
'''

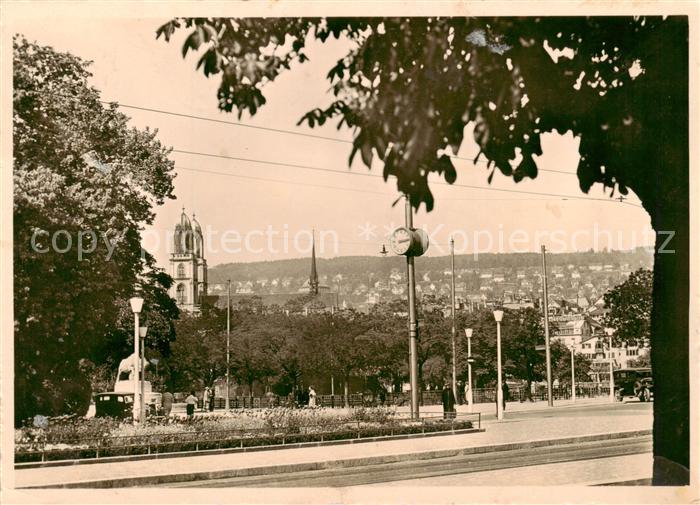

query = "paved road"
(358, 453), (653, 487)
(479, 400), (652, 422)
(167, 433), (651, 488)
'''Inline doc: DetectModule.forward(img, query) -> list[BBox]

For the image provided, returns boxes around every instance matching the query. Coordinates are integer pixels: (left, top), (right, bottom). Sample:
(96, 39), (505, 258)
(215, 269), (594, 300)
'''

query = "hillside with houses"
(207, 248), (653, 312)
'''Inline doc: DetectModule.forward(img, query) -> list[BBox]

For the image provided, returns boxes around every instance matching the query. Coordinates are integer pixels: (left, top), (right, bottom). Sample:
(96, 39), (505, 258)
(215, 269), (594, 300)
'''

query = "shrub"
(15, 407), (475, 461)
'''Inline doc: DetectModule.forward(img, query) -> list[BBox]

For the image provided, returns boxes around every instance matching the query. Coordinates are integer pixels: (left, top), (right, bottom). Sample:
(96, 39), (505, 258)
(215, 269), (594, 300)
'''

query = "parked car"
(94, 392), (134, 418)
(613, 367), (653, 402)
(95, 392), (162, 418)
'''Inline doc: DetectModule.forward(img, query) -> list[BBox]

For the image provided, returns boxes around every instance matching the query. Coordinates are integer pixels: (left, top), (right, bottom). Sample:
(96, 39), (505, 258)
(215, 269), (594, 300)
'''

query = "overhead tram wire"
(173, 151), (642, 207)
(102, 97), (574, 177)
(66, 94), (639, 208)
(176, 165), (389, 196)
(178, 165), (591, 207)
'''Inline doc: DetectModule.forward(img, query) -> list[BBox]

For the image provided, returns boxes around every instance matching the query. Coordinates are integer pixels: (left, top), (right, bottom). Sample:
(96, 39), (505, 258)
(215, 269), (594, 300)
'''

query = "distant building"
(549, 314), (597, 348)
(169, 209), (207, 312)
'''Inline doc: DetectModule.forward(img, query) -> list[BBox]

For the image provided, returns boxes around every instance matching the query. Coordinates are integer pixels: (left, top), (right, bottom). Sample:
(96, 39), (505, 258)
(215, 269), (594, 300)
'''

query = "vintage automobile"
(613, 367), (653, 402)
(94, 392), (162, 418)
(94, 392), (135, 418)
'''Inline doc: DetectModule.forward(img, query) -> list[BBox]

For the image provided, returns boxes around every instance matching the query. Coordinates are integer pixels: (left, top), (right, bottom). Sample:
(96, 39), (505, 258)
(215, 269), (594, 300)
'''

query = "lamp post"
(226, 279), (231, 412)
(605, 328), (616, 403)
(450, 237), (457, 403)
(493, 309), (504, 421)
(139, 326), (148, 421)
(129, 295), (144, 424)
(570, 345), (576, 403)
(465, 328), (474, 413)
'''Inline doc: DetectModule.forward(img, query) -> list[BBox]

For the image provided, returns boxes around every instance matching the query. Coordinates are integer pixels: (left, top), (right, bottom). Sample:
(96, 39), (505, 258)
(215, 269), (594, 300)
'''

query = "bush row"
(16, 419), (473, 463)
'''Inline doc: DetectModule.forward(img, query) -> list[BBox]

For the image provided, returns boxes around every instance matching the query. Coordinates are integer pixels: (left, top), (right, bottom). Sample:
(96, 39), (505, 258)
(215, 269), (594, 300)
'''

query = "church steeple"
(170, 208), (208, 312)
(309, 230), (319, 295)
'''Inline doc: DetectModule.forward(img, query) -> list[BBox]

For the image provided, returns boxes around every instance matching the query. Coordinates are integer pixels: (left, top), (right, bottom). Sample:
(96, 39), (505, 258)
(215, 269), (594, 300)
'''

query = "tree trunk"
(649, 204), (689, 485)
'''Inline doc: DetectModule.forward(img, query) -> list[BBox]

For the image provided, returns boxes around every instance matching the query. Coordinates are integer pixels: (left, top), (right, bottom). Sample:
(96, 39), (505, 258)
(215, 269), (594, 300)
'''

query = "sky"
(10, 15), (655, 269)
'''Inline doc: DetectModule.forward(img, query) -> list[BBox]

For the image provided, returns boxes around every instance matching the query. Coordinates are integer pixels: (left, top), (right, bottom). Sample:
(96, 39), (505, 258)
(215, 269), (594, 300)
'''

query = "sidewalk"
(13, 401), (651, 488)
(398, 396), (615, 419)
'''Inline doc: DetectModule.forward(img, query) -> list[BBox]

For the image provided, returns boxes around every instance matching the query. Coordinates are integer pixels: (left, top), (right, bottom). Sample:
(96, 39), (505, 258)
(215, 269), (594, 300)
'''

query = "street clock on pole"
(389, 227), (429, 257)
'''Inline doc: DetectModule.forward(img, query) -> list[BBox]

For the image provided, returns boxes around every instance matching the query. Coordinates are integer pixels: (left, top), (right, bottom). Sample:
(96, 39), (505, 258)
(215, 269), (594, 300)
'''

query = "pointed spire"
(309, 229), (319, 295)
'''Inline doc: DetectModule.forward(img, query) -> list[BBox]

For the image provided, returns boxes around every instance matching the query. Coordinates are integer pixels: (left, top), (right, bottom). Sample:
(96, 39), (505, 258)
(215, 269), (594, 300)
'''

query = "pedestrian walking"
(502, 382), (510, 411)
(162, 390), (174, 417)
(308, 385), (317, 408)
(208, 388), (215, 412)
(185, 390), (197, 419)
(442, 383), (456, 419)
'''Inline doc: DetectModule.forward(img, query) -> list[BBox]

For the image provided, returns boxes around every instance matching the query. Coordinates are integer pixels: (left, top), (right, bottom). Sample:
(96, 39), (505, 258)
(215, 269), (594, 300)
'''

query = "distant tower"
(169, 208), (208, 312)
(309, 231), (319, 295)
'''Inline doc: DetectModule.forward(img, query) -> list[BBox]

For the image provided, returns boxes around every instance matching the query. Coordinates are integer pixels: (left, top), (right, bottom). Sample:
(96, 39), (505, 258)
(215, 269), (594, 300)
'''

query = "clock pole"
(405, 197), (420, 420)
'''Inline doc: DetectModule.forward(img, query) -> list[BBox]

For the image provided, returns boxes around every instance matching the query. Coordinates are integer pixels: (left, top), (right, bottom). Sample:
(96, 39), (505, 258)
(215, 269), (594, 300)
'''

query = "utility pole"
(406, 199), (420, 419)
(226, 279), (231, 412)
(450, 237), (457, 403)
(541, 245), (554, 407)
(570, 345), (576, 403)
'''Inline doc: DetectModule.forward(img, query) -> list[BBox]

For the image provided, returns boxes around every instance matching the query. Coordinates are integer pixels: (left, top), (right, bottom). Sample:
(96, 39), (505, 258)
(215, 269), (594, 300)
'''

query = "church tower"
(169, 208), (208, 312)
(309, 231), (319, 295)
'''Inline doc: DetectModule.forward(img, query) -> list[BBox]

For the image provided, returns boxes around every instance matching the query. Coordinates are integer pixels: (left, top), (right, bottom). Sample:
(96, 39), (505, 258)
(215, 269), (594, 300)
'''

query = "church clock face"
(389, 227), (413, 255)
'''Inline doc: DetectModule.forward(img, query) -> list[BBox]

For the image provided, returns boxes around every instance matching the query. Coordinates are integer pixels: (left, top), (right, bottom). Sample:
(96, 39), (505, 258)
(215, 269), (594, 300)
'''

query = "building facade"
(169, 209), (207, 312)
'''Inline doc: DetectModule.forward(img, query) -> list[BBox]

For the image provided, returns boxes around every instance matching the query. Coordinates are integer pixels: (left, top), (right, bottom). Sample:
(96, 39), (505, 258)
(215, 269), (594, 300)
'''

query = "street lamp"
(605, 328), (616, 403)
(465, 328), (474, 413)
(139, 326), (148, 421)
(129, 295), (144, 424)
(493, 309), (504, 421)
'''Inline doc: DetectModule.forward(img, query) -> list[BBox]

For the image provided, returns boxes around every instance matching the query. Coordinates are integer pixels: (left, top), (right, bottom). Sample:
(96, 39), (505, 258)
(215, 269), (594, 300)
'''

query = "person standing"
(162, 390), (174, 417)
(502, 382), (510, 411)
(464, 382), (471, 407)
(208, 388), (215, 412)
(202, 387), (210, 413)
(308, 385), (317, 408)
(442, 383), (456, 419)
(185, 391), (198, 419)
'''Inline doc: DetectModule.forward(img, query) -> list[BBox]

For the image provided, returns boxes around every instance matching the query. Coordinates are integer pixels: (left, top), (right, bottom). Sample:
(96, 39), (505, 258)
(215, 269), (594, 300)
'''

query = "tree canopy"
(604, 268), (652, 346)
(13, 37), (177, 423)
(157, 17), (686, 216)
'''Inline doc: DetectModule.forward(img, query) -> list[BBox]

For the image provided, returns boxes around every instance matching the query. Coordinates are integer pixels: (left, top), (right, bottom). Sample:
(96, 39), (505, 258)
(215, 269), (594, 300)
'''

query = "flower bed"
(15, 407), (475, 463)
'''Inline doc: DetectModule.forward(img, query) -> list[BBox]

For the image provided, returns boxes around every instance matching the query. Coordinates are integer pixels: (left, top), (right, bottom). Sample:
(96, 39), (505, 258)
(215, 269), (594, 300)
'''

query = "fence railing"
(472, 384), (611, 404)
(195, 383), (611, 411)
(15, 411), (480, 464)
